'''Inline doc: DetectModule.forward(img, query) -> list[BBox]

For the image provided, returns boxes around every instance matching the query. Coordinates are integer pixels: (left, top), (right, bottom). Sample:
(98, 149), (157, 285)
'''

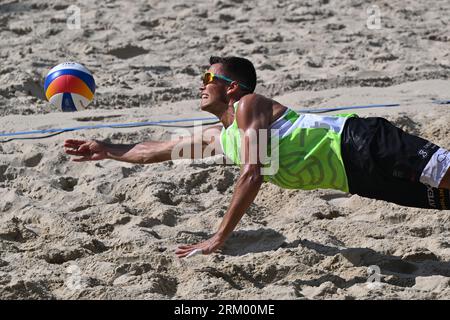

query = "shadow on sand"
(219, 229), (450, 289)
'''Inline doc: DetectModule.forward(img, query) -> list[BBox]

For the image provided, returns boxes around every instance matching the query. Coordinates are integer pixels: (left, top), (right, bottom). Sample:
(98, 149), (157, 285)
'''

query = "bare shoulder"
(236, 94), (273, 129)
(238, 93), (271, 112)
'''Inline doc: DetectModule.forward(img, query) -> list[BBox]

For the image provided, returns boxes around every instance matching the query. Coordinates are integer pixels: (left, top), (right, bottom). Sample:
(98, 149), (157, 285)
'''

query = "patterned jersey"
(220, 101), (356, 192)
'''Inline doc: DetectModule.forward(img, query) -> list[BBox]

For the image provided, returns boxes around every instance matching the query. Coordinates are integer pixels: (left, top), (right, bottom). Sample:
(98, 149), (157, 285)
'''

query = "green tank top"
(220, 101), (356, 192)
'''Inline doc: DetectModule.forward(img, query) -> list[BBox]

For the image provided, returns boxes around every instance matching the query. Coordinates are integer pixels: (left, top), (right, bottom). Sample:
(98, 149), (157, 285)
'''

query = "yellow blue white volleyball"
(44, 62), (95, 112)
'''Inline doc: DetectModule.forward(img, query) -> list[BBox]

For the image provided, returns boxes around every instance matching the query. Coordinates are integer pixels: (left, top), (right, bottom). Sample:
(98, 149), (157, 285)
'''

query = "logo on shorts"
(422, 142), (435, 150)
(427, 186), (436, 208)
(418, 149), (428, 159)
(437, 151), (449, 163)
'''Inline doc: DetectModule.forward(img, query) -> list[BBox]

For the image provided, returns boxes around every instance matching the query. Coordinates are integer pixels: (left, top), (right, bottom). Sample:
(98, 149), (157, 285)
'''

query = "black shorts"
(341, 117), (449, 210)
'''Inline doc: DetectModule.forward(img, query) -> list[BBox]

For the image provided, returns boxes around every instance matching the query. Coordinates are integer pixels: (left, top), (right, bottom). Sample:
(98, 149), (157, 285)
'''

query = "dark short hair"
(209, 56), (257, 93)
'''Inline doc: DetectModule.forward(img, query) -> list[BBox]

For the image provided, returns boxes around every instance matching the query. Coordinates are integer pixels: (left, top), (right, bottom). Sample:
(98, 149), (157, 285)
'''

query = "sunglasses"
(201, 72), (250, 90)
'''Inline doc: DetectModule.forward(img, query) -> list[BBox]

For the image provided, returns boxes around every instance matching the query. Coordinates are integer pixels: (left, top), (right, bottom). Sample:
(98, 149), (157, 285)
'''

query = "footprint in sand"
(108, 44), (149, 60)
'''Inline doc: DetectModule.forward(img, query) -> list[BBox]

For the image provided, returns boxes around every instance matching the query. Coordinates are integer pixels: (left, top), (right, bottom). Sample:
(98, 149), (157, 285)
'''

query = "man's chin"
(200, 101), (211, 111)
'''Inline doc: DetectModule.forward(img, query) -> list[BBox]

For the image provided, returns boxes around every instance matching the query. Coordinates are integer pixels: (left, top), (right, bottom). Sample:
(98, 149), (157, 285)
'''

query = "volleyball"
(44, 62), (96, 112)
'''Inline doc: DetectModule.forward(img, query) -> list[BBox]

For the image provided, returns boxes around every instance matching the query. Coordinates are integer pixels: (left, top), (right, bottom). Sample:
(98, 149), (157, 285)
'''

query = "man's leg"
(439, 168), (450, 189)
(341, 117), (450, 210)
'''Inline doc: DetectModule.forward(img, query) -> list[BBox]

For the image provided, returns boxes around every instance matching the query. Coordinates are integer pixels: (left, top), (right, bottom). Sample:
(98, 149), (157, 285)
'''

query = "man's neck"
(217, 105), (234, 128)
(219, 98), (239, 128)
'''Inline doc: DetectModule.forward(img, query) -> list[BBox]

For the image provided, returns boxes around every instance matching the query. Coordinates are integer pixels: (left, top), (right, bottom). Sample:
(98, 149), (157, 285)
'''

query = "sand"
(0, 0), (449, 300)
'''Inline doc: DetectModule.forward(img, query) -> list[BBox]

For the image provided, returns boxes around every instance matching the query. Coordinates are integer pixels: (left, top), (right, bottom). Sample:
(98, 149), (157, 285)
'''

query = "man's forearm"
(104, 141), (173, 164)
(101, 129), (217, 164)
(216, 166), (263, 239)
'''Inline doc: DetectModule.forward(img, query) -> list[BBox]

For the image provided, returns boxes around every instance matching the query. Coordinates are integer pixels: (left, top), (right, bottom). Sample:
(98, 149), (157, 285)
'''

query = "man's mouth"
(201, 94), (208, 99)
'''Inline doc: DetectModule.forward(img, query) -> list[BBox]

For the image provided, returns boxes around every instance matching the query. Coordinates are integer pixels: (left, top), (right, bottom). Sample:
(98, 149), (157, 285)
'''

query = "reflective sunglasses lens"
(202, 73), (213, 85)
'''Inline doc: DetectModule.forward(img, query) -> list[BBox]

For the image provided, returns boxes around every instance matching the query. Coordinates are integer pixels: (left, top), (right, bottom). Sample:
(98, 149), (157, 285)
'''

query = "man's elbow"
(240, 164), (264, 186)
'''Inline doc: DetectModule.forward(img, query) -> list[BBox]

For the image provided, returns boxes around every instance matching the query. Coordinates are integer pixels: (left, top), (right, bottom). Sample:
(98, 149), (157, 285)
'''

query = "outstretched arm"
(176, 94), (273, 257)
(64, 125), (222, 164)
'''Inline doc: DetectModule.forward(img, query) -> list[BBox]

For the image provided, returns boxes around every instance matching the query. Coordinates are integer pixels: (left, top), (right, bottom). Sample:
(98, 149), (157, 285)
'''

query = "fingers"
(64, 149), (91, 156)
(64, 139), (90, 154)
(185, 249), (203, 258)
(64, 140), (98, 159)
(64, 141), (102, 162)
(175, 247), (192, 255)
(64, 139), (86, 147)
(177, 245), (194, 250)
(78, 144), (91, 153)
(175, 246), (200, 258)
(73, 156), (91, 162)
(176, 250), (197, 258)
(176, 242), (211, 258)
(176, 237), (225, 258)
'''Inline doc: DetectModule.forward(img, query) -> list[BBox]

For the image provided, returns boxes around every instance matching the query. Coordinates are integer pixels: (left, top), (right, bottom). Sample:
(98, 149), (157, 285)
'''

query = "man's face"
(199, 63), (229, 112)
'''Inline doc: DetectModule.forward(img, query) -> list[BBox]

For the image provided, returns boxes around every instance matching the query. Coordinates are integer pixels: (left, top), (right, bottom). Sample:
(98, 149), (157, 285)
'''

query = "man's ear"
(226, 81), (240, 95)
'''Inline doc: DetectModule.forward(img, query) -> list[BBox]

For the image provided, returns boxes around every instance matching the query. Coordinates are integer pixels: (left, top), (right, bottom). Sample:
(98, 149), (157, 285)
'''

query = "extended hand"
(175, 234), (226, 258)
(64, 139), (108, 162)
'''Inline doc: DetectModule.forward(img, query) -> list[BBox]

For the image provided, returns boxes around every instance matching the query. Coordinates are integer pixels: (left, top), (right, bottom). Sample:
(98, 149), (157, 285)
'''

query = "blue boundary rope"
(0, 117), (218, 137)
(0, 100), (449, 141)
